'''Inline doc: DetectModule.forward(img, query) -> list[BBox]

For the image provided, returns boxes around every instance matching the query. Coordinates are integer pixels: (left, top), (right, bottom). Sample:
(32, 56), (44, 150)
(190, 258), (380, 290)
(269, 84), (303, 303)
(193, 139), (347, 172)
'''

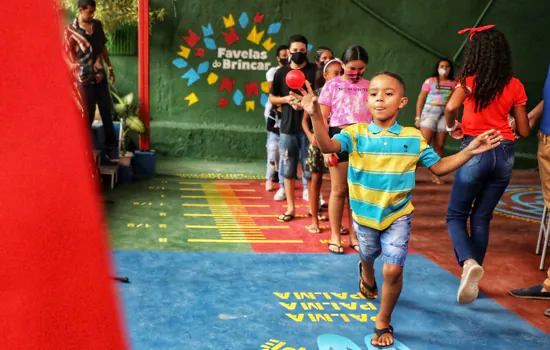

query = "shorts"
(306, 142), (326, 173)
(328, 127), (349, 163)
(353, 213), (413, 267)
(419, 104), (446, 132)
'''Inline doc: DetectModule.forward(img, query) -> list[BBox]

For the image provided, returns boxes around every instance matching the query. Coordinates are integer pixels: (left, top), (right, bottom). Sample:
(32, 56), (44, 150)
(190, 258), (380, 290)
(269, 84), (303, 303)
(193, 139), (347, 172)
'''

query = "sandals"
(349, 244), (360, 253)
(340, 226), (349, 235)
(307, 225), (321, 234)
(307, 211), (328, 222)
(328, 243), (344, 254)
(371, 326), (394, 348)
(277, 213), (294, 222)
(358, 262), (378, 299)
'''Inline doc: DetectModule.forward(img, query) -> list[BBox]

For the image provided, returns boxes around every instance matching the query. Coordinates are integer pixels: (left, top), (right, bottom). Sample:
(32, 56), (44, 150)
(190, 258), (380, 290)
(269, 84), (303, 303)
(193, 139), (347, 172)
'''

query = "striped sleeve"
(418, 136), (440, 168)
(333, 128), (354, 154)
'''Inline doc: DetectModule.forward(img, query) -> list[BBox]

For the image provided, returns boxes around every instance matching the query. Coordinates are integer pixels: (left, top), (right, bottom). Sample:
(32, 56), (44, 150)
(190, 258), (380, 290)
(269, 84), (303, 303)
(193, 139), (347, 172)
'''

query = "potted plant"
(109, 86), (148, 166)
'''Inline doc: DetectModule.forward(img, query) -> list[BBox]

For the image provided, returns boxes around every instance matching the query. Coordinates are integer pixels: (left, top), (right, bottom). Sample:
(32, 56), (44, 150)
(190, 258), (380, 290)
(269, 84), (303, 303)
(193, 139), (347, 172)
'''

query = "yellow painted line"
(221, 234), (264, 236)
(188, 239), (303, 243)
(182, 204), (269, 207)
(185, 214), (277, 218)
(186, 225), (288, 229)
(180, 188), (256, 192)
(181, 196), (261, 199)
(179, 182), (250, 185)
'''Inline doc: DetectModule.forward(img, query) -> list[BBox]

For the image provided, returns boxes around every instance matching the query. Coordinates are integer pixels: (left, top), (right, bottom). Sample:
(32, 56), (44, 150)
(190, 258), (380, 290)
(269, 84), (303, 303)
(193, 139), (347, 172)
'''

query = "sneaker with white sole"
(302, 189), (309, 202)
(265, 180), (274, 192)
(319, 194), (326, 207)
(457, 261), (484, 304)
(274, 188), (286, 201)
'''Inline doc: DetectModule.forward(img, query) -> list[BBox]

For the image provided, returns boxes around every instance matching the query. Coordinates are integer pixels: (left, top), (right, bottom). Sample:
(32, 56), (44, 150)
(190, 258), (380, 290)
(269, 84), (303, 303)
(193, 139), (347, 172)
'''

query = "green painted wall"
(113, 0), (550, 166)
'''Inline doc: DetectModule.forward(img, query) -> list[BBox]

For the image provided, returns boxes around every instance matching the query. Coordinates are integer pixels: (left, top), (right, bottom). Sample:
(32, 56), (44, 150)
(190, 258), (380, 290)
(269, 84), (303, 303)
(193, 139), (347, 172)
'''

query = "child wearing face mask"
(302, 59), (344, 233)
(415, 58), (456, 184)
(314, 46), (335, 90)
(317, 46), (371, 254)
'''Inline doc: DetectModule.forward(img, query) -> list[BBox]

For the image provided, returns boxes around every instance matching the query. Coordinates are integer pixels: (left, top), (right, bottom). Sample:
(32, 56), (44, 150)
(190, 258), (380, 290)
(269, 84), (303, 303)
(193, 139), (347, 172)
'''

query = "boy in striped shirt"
(291, 71), (503, 348)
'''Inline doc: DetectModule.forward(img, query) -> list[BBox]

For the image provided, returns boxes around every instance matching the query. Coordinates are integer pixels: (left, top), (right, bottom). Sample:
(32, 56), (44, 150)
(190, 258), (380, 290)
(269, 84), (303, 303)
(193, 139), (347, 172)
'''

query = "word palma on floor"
(274, 292), (377, 323)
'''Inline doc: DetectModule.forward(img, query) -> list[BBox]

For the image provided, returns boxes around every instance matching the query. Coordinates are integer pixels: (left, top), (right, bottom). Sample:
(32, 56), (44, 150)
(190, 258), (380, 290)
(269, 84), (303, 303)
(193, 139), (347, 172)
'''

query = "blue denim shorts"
(353, 213), (413, 266)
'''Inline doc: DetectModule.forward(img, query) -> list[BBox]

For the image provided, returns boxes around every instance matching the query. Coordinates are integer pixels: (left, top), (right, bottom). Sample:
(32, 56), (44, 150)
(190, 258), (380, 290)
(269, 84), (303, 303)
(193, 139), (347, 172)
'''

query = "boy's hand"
(464, 129), (503, 155)
(290, 81), (321, 118)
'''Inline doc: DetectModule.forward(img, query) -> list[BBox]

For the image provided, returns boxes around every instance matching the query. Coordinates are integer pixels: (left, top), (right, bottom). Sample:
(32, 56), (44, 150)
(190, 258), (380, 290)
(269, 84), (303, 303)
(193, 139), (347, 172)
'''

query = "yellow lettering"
(307, 314), (333, 322)
(293, 292), (315, 300)
(279, 302), (297, 310)
(339, 314), (351, 322)
(285, 314), (304, 322)
(127, 223), (135, 227)
(350, 292), (366, 300)
(300, 302), (323, 311)
(133, 202), (139, 206)
(340, 303), (357, 310)
(349, 314), (369, 322)
(273, 292), (290, 299)
(331, 292), (348, 299)
(160, 224), (167, 228)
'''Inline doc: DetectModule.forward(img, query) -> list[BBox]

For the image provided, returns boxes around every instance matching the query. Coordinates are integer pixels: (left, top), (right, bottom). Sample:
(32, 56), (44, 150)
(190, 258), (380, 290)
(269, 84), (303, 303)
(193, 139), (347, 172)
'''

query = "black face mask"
(279, 58), (288, 66)
(290, 52), (308, 65)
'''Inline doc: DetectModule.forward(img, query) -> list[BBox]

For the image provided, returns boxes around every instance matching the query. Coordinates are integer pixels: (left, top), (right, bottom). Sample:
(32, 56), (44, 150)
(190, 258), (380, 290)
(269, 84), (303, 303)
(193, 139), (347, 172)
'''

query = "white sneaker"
(319, 194), (326, 207)
(265, 180), (274, 192)
(457, 260), (484, 304)
(302, 189), (309, 202)
(274, 188), (286, 201)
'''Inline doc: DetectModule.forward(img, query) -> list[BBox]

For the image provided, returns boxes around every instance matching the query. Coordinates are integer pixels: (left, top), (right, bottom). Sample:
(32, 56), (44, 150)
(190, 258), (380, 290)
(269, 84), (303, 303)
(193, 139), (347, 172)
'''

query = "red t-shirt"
(457, 76), (527, 141)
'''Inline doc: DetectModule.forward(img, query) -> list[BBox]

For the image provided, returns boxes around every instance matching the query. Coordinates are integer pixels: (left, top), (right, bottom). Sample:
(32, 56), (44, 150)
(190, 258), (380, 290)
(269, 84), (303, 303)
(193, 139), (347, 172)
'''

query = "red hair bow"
(458, 24), (496, 40)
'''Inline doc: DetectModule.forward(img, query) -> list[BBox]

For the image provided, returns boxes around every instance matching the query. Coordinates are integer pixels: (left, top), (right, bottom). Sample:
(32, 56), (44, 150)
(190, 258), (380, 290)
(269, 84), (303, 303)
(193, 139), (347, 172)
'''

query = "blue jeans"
(353, 213), (413, 267)
(446, 136), (515, 266)
(280, 131), (311, 181)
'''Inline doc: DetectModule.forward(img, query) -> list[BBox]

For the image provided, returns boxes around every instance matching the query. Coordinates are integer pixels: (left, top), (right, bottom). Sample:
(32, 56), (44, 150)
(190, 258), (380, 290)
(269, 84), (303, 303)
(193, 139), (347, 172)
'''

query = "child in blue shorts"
(290, 71), (503, 348)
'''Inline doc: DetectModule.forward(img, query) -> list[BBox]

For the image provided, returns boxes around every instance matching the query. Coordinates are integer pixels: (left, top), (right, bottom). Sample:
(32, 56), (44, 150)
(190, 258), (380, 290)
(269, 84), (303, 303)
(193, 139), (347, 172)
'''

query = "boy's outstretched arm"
(290, 82), (341, 154)
(429, 130), (503, 176)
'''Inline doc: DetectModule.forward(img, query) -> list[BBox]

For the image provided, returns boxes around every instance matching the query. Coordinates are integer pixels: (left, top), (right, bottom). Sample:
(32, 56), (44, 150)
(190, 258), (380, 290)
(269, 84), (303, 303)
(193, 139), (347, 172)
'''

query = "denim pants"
(446, 136), (515, 266)
(280, 131), (311, 183)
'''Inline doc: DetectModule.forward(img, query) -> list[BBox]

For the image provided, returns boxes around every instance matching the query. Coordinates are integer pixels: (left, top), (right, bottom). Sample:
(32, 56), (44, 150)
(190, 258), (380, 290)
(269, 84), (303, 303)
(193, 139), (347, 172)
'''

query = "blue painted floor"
(114, 251), (550, 350)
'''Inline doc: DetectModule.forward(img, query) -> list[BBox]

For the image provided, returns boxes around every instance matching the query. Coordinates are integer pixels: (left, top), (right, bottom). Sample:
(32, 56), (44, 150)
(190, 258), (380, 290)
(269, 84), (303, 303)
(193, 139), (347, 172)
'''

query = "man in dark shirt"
(269, 35), (317, 222)
(65, 0), (118, 161)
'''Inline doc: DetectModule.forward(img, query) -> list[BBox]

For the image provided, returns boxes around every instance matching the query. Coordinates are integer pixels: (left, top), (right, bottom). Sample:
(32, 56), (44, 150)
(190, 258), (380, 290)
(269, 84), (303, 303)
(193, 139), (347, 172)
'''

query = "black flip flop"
(358, 262), (378, 299)
(328, 243), (344, 254)
(277, 213), (294, 222)
(371, 326), (394, 348)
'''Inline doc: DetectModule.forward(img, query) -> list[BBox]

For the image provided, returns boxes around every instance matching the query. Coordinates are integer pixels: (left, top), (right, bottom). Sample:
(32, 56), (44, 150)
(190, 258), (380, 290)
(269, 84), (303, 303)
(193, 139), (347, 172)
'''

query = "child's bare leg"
(307, 172), (323, 232)
(372, 263), (403, 347)
(360, 257), (378, 299)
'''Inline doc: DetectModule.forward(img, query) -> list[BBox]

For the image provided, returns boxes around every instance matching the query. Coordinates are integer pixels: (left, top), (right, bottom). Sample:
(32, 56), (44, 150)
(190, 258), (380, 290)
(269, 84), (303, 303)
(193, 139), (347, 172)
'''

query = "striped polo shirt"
(333, 122), (440, 230)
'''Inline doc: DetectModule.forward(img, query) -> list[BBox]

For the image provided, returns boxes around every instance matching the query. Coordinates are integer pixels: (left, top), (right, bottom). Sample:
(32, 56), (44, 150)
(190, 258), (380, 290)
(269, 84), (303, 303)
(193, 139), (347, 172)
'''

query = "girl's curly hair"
(457, 28), (513, 113)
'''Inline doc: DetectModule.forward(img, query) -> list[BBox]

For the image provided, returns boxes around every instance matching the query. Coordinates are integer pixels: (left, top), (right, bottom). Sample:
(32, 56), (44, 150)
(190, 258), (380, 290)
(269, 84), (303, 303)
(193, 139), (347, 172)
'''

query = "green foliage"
(109, 86), (148, 136)
(60, 0), (165, 33)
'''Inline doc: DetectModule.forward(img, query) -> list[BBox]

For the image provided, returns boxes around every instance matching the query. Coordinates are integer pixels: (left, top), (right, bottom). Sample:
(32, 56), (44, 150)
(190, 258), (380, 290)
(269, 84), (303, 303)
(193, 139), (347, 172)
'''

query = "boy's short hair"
(78, 0), (96, 9)
(372, 71), (406, 91)
(275, 45), (289, 57)
(288, 35), (308, 48)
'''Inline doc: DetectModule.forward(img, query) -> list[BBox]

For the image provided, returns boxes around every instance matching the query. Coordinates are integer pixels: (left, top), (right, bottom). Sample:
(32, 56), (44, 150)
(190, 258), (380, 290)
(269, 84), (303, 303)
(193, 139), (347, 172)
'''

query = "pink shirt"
(318, 76), (372, 127)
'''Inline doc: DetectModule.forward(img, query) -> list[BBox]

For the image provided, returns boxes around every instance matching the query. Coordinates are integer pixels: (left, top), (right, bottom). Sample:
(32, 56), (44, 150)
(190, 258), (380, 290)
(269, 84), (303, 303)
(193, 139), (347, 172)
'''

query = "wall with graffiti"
(128, 0), (549, 161)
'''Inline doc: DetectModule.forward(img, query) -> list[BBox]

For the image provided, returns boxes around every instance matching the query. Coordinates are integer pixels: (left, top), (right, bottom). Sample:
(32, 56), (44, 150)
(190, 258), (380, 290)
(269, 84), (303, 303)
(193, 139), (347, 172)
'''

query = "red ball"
(285, 69), (306, 90)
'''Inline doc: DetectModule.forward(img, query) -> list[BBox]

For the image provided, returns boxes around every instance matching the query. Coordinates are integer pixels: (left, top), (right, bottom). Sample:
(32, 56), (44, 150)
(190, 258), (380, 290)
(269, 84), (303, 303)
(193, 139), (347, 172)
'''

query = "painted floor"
(105, 163), (550, 349)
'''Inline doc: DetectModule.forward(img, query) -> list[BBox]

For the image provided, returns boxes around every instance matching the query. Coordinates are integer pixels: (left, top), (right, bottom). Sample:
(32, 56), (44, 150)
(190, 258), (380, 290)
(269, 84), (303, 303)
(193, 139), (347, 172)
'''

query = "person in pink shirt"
(318, 45), (371, 254)
(415, 58), (456, 184)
